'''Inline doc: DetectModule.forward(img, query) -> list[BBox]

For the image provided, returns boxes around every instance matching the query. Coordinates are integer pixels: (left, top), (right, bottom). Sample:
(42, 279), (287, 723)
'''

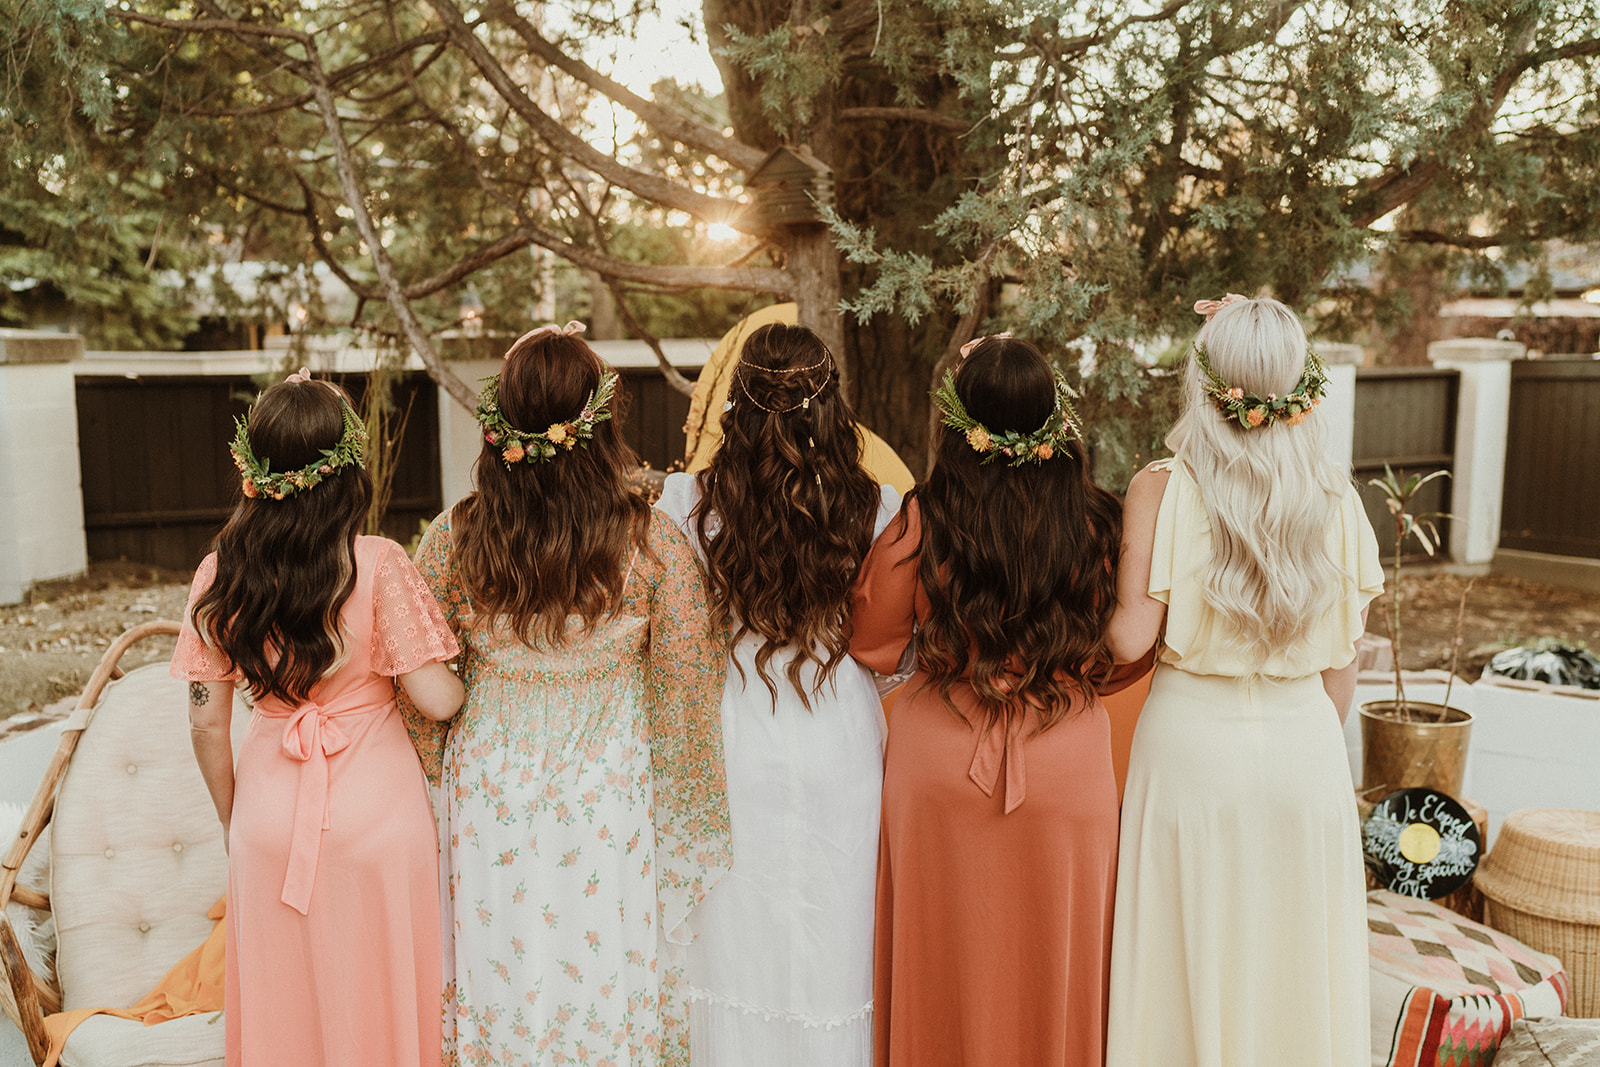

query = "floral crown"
(477, 321), (617, 465)
(931, 361), (1083, 467)
(1190, 294), (1328, 429)
(229, 368), (368, 500)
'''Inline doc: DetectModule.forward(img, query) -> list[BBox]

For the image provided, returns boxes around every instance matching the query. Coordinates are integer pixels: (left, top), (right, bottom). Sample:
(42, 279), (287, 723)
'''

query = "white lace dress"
(655, 473), (899, 1067)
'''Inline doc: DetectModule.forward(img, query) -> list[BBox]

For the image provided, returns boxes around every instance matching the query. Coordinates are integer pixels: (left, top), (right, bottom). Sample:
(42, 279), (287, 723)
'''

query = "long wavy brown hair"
(192, 379), (372, 704)
(452, 331), (651, 649)
(694, 322), (881, 708)
(906, 336), (1122, 732)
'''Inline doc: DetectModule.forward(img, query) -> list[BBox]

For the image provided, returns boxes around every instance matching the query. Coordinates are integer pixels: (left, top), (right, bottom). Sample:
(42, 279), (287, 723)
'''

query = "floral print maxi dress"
(404, 512), (732, 1067)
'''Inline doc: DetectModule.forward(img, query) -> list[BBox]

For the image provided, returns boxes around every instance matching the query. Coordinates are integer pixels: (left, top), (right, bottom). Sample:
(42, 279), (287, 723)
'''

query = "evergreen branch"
(421, 0), (760, 235)
(1507, 35), (1600, 79)
(605, 280), (696, 397)
(482, 0), (766, 172)
(112, 9), (312, 45)
(1396, 227), (1558, 250)
(301, 37), (476, 411)
(1346, 6), (1544, 227)
(839, 107), (968, 131)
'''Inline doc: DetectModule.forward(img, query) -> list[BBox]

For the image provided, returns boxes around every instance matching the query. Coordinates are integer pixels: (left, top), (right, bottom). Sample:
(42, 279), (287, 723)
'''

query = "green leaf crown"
(931, 368), (1083, 466)
(229, 401), (368, 500)
(1192, 341), (1329, 429)
(475, 370), (618, 465)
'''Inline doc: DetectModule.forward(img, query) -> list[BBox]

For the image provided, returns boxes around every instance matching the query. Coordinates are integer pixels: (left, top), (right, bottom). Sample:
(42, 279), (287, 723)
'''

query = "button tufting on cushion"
(126, 764), (137, 775)
(51, 661), (247, 1016)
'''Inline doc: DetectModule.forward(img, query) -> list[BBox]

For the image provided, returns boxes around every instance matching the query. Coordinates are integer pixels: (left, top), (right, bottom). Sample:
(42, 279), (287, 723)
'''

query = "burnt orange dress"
(850, 502), (1151, 1067)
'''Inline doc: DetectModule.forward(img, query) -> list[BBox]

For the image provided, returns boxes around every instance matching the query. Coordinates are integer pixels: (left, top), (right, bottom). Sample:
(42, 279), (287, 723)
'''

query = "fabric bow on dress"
(266, 675), (393, 915)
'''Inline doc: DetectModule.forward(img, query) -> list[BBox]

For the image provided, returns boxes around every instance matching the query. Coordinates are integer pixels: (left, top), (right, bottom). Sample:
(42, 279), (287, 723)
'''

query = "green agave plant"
(1369, 464), (1453, 722)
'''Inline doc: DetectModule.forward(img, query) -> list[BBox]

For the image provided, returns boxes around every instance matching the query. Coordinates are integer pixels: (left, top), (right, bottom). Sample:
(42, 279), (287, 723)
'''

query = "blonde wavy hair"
(1167, 297), (1349, 668)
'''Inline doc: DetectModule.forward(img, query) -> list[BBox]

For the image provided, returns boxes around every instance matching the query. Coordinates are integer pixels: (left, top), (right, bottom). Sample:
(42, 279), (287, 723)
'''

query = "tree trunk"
(785, 226), (848, 392)
(586, 270), (622, 340)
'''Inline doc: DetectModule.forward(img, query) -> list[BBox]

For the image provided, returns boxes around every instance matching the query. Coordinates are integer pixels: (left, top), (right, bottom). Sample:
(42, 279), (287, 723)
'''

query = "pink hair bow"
(285, 367), (313, 383)
(511, 320), (587, 353)
(959, 331), (1014, 359)
(1193, 293), (1249, 320)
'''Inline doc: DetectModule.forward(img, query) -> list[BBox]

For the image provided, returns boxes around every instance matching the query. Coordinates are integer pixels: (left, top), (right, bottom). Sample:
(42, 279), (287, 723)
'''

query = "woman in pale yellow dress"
(1104, 296), (1384, 1067)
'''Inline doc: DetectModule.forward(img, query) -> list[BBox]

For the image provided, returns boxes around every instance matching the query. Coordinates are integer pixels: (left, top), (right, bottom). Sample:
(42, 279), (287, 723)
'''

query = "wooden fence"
(1499, 358), (1600, 559)
(1351, 367), (1458, 560)
(76, 372), (441, 570)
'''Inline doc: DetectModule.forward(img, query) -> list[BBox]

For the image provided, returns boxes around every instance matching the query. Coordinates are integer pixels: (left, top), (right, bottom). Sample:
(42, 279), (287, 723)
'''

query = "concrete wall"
(0, 331), (88, 605)
(1347, 671), (1600, 844)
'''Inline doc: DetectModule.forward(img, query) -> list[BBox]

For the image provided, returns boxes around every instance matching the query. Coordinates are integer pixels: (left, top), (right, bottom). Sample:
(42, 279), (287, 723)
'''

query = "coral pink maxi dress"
(850, 502), (1153, 1067)
(171, 535), (459, 1067)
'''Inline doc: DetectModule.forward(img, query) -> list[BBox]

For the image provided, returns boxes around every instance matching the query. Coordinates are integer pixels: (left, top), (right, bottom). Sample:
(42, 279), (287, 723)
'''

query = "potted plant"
(1359, 465), (1474, 798)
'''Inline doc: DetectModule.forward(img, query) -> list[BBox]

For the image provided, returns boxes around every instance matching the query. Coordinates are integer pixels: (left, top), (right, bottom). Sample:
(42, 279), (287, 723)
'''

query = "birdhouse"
(746, 145), (834, 228)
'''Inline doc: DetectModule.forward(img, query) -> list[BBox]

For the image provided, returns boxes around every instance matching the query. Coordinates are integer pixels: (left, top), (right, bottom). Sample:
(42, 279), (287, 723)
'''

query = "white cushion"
(50, 664), (245, 1011)
(60, 1012), (224, 1067)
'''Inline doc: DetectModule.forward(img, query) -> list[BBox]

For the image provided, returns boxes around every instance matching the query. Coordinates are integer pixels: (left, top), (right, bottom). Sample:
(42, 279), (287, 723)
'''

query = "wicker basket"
(1475, 808), (1600, 1017)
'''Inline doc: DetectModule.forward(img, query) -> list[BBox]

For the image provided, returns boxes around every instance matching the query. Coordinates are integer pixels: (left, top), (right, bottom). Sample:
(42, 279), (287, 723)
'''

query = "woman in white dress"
(1104, 295), (1384, 1067)
(655, 322), (898, 1066)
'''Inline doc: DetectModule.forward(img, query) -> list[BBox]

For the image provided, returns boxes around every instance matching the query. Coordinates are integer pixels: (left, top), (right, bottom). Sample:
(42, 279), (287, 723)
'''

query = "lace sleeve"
(371, 538), (460, 677)
(398, 513), (464, 786)
(642, 517), (732, 950)
(168, 554), (242, 683)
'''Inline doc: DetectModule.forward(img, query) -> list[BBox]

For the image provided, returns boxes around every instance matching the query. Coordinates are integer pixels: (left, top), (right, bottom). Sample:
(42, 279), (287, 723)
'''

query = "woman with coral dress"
(655, 322), (898, 1065)
(1104, 296), (1382, 1067)
(173, 370), (463, 1067)
(850, 335), (1152, 1067)
(403, 322), (731, 1067)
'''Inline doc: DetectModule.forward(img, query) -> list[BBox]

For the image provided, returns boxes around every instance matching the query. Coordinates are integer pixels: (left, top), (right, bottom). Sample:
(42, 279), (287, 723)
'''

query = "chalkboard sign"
(1363, 788), (1482, 899)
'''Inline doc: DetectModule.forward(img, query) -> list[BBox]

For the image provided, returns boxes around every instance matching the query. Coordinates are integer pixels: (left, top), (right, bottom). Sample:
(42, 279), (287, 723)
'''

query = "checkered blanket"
(1368, 890), (1569, 1067)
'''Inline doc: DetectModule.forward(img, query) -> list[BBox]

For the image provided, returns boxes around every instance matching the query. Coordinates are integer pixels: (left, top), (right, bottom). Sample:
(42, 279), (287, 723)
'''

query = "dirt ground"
(0, 563), (190, 740)
(2, 561), (1599, 741)
(1377, 569), (1600, 677)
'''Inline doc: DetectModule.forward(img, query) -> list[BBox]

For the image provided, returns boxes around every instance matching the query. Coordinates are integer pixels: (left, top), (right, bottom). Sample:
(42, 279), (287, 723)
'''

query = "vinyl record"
(1362, 788), (1482, 899)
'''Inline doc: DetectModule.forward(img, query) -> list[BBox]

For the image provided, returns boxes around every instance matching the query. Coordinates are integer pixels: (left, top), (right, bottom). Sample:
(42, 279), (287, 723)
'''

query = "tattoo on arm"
(189, 681), (210, 707)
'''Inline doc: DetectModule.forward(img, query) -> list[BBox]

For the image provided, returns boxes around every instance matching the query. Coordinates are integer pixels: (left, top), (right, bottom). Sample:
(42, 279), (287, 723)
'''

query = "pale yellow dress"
(1105, 462), (1384, 1067)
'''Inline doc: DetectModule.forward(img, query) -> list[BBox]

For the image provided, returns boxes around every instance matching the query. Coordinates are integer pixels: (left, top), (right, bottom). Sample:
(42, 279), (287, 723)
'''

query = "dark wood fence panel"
(617, 369), (694, 473)
(1500, 359), (1600, 559)
(1352, 367), (1458, 560)
(77, 373), (441, 570)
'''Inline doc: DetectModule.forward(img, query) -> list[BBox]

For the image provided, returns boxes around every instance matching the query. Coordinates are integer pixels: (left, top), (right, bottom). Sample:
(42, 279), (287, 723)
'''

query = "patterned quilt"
(1368, 890), (1570, 1067)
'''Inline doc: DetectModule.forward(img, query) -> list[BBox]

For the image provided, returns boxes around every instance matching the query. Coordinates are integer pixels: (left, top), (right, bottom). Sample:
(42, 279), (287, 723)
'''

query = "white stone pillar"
(436, 358), (501, 509)
(1428, 337), (1523, 567)
(1317, 342), (1364, 476)
(0, 331), (88, 605)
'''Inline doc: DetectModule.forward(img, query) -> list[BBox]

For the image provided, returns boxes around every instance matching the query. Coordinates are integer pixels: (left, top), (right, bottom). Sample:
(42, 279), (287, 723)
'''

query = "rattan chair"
(0, 620), (242, 1067)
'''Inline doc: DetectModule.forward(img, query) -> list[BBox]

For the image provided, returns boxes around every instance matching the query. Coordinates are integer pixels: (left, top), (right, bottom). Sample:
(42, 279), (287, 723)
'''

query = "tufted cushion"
(50, 664), (245, 1013)
(60, 1013), (225, 1067)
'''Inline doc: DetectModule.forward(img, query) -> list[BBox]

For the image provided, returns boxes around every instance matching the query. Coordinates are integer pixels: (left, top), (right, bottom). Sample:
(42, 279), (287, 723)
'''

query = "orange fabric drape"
(1103, 672), (1151, 801)
(41, 897), (227, 1067)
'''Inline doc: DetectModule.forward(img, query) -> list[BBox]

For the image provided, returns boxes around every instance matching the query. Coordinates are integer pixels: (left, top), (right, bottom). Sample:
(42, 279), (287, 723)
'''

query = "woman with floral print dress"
(403, 322), (732, 1067)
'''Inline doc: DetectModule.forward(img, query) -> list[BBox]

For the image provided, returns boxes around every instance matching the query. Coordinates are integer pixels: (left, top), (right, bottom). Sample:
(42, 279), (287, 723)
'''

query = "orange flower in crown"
(1188, 295), (1328, 430)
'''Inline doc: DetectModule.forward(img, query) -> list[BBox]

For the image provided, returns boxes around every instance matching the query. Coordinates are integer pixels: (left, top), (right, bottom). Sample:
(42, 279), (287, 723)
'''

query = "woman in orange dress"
(171, 371), (464, 1067)
(851, 336), (1151, 1067)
